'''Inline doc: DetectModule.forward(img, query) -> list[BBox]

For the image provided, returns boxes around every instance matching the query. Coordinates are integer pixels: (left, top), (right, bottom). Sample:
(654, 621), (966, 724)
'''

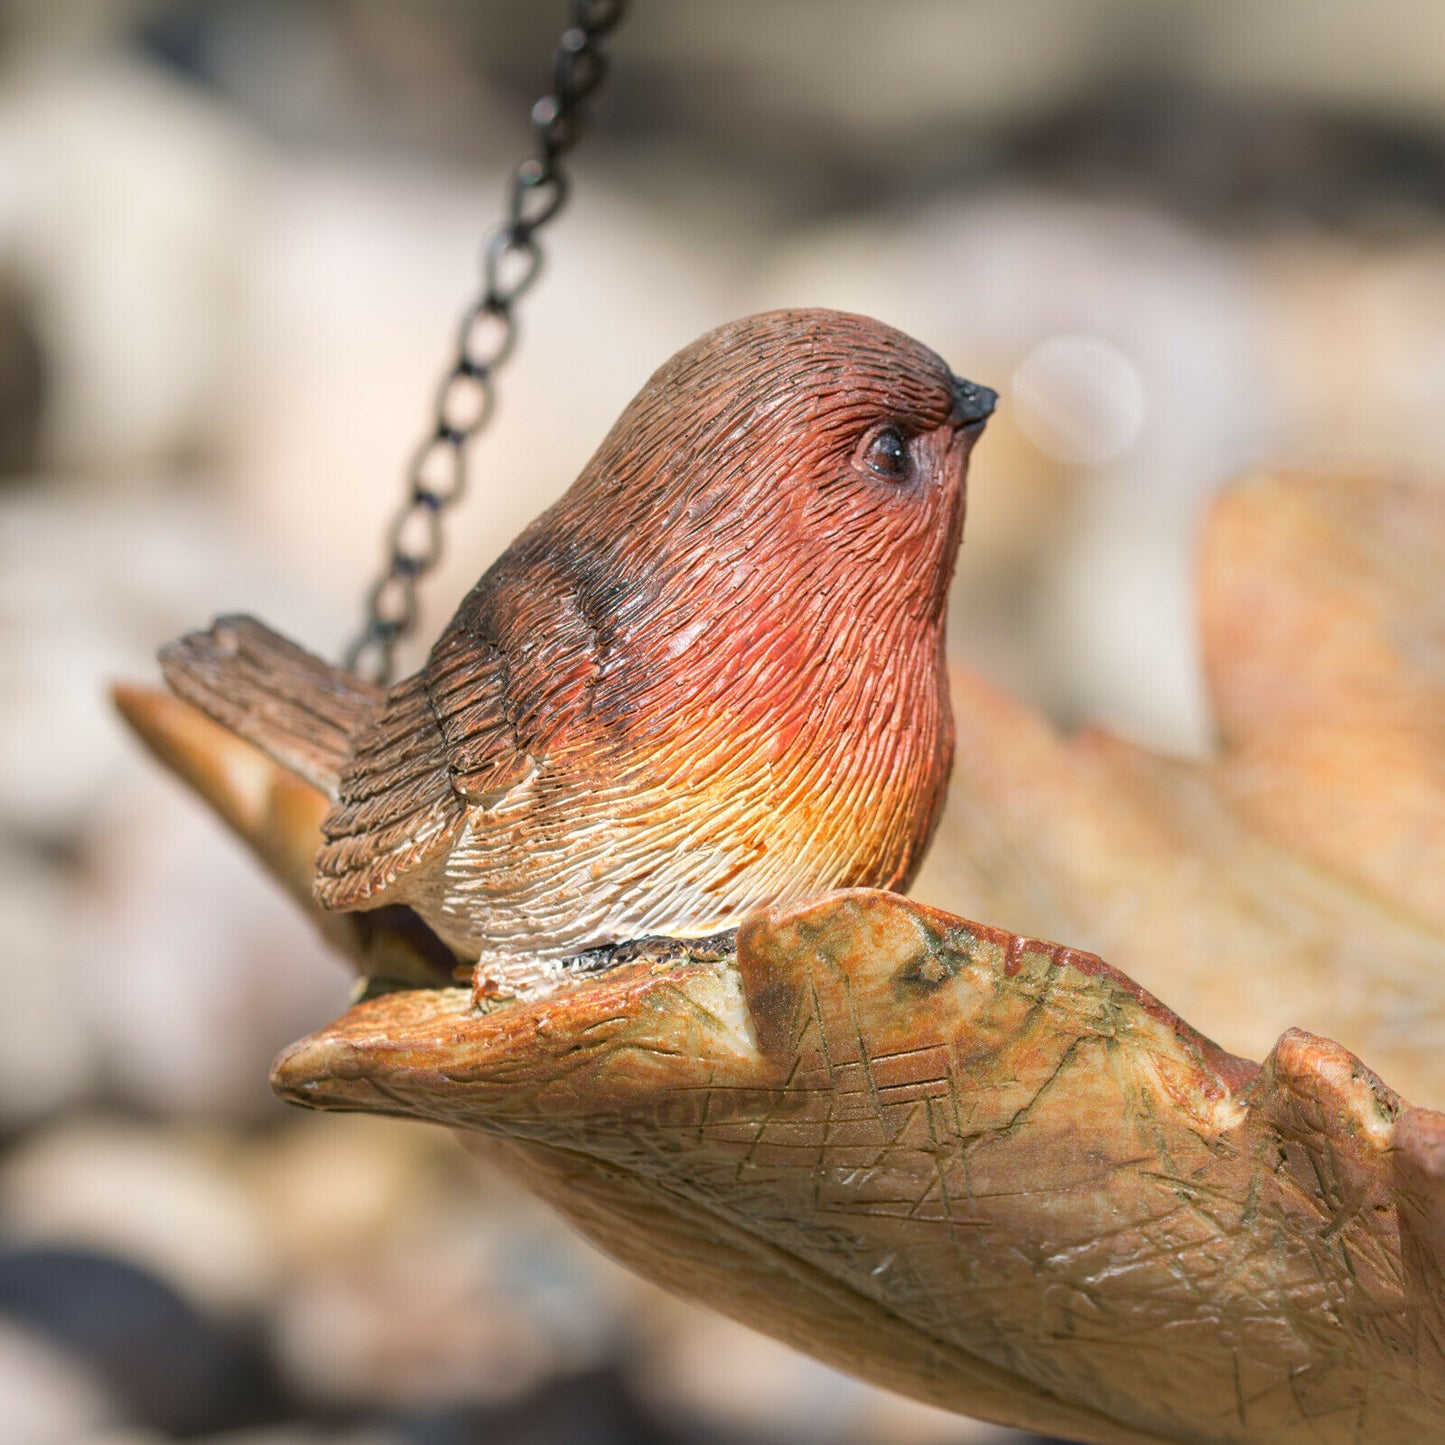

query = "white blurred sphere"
(1011, 333), (1147, 466)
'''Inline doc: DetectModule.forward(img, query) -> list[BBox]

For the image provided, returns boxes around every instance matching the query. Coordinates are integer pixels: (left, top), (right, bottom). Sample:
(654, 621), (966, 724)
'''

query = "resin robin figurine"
(160, 308), (995, 994)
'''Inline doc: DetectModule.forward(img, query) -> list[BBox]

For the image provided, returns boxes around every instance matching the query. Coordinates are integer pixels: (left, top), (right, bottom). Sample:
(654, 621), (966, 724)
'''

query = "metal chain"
(345, 0), (627, 685)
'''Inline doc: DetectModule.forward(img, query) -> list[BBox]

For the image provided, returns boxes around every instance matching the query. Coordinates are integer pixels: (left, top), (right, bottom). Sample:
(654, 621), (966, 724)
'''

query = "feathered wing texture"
(312, 671), (460, 909)
(158, 615), (382, 796)
(314, 555), (604, 911)
(428, 627), (541, 803)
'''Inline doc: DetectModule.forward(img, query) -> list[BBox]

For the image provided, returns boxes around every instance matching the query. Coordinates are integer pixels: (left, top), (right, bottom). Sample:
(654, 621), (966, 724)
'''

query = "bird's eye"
(862, 425), (911, 483)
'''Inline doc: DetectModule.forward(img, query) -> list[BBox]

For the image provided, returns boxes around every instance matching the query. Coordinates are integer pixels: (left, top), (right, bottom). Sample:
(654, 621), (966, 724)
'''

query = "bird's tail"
(158, 615), (383, 798)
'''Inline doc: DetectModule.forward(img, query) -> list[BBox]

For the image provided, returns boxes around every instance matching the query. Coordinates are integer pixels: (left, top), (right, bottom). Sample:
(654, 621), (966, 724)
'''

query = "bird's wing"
(314, 561), (603, 911)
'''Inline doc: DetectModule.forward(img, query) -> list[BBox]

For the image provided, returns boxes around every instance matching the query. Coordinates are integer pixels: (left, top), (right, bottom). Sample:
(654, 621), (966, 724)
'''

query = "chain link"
(345, 0), (626, 685)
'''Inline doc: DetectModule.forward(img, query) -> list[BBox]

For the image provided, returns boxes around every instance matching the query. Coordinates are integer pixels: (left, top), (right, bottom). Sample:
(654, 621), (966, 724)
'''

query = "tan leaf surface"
(265, 892), (1445, 1445)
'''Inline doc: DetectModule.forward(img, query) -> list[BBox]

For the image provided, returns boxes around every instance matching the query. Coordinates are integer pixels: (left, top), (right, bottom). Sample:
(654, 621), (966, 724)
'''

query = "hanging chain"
(345, 0), (627, 685)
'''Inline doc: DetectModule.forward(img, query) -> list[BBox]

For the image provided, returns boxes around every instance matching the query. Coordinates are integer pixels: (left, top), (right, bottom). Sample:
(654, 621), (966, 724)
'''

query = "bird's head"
(565, 308), (995, 634)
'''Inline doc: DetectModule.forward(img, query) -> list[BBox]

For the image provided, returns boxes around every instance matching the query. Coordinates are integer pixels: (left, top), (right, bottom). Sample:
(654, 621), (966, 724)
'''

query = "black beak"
(951, 375), (997, 429)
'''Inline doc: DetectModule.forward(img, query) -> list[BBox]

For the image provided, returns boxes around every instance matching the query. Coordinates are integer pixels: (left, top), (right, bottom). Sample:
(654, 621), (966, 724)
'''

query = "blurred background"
(3, 1), (1444, 1441)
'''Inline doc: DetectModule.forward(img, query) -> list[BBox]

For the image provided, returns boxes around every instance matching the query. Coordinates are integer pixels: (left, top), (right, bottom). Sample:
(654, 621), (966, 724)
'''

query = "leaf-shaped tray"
(116, 471), (1445, 1443)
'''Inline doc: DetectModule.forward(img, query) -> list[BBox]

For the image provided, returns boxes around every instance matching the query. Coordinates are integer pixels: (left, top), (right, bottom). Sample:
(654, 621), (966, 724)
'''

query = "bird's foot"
(471, 928), (740, 1011)
(563, 927), (740, 974)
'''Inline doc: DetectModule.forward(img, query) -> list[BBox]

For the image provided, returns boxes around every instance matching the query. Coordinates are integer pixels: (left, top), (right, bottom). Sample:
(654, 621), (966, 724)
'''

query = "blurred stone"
(0, 488), (337, 838)
(634, 1299), (1034, 1444)
(269, 1163), (632, 1410)
(139, 0), (525, 164)
(366, 1368), (678, 1445)
(0, 277), (44, 476)
(0, 1247), (278, 1436)
(69, 1432), (171, 1445)
(0, 838), (97, 1126)
(75, 778), (353, 1119)
(0, 1118), (278, 1317)
(0, 1316), (118, 1445)
(251, 1117), (635, 1411)
(0, 57), (256, 473)
(161, 1430), (402, 1445)
(1187, 0), (1445, 125)
(0, 485), (350, 1123)
(273, 1262), (549, 1410)
(0, 1), (154, 58)
(245, 1115), (452, 1276)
